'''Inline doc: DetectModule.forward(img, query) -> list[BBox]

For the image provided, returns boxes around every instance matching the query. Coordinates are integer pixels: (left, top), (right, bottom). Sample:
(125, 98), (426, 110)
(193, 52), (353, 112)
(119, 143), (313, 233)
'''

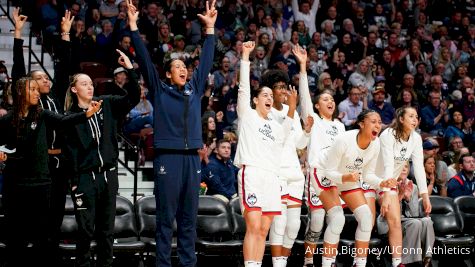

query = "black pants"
(71, 168), (118, 267)
(48, 154), (69, 266)
(3, 182), (51, 267)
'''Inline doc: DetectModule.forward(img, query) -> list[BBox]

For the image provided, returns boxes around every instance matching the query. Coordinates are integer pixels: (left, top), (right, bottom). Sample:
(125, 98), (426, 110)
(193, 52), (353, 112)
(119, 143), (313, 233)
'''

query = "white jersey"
(297, 72), (345, 169)
(270, 104), (309, 180)
(324, 130), (382, 190)
(234, 60), (292, 174)
(375, 128), (428, 194)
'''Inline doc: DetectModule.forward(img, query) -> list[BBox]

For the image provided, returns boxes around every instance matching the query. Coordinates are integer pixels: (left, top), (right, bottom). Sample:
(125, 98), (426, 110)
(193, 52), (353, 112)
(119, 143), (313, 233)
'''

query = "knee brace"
(323, 206), (345, 244)
(353, 204), (373, 242)
(283, 207), (301, 248)
(269, 205), (287, 245)
(304, 209), (325, 244)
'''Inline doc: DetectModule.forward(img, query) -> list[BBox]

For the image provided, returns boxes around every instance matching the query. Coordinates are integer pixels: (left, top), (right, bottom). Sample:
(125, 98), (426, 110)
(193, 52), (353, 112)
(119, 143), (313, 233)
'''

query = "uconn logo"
(346, 157), (364, 171)
(394, 146), (410, 161)
(326, 125), (339, 136)
(258, 124), (275, 141)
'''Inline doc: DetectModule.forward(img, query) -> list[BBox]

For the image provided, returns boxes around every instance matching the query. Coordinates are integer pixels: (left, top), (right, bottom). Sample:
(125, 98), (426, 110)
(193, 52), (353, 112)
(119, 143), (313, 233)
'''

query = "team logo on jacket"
(258, 124), (275, 141)
(321, 177), (331, 187)
(30, 122), (37, 130)
(158, 166), (167, 175)
(246, 193), (257, 206)
(326, 125), (338, 136)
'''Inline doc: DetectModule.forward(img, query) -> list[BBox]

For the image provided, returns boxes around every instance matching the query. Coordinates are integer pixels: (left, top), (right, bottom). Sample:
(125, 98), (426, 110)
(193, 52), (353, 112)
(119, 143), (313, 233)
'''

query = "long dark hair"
(13, 77), (42, 135)
(391, 107), (417, 142)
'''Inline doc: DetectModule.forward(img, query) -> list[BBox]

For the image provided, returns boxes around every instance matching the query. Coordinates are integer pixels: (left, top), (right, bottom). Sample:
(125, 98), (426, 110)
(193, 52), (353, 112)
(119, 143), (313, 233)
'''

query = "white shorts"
(238, 165), (281, 215)
(279, 175), (305, 206)
(339, 180), (376, 198)
(305, 172), (347, 210)
(309, 167), (337, 197)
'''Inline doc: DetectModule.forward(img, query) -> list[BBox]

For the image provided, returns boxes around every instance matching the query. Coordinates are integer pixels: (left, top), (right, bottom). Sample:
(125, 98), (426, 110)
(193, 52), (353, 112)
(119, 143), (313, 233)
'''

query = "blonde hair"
(64, 73), (89, 111)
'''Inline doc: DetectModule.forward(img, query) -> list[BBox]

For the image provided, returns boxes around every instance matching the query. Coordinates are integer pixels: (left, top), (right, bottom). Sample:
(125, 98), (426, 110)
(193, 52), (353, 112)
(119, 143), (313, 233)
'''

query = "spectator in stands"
(123, 81), (153, 136)
(420, 90), (449, 135)
(444, 109), (473, 142)
(321, 20), (338, 52)
(212, 56), (235, 93)
(129, 1), (217, 266)
(70, 19), (96, 71)
(424, 153), (447, 197)
(429, 75), (448, 100)
(368, 87), (394, 129)
(338, 86), (364, 129)
(138, 2), (162, 43)
(348, 59), (375, 96)
(461, 87), (475, 120)
(291, 0), (319, 36)
(448, 135), (465, 154)
(447, 147), (471, 180)
(225, 40), (243, 72)
(447, 154), (475, 198)
(99, 0), (119, 23)
(201, 139), (238, 203)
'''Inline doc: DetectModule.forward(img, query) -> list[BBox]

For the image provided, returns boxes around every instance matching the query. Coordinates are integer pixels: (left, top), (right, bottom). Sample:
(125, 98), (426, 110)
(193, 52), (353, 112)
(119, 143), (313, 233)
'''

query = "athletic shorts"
(279, 175), (305, 206)
(309, 167), (337, 197)
(305, 172), (346, 210)
(238, 165), (281, 215)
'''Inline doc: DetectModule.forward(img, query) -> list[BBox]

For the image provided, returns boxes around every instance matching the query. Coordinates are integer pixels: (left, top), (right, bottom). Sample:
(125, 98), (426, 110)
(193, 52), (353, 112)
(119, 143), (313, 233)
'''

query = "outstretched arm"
(12, 7), (28, 100)
(293, 44), (315, 119)
(237, 41), (255, 117)
(191, 0), (217, 96)
(127, 0), (160, 101)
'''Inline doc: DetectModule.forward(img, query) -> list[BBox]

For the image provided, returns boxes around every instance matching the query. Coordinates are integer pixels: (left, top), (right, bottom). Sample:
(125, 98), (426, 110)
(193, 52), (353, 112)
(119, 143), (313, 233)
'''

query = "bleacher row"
(0, 195), (474, 266)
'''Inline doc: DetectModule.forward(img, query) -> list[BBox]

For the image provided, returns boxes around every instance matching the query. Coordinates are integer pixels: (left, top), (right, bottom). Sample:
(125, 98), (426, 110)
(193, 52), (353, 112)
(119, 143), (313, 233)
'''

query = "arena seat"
(229, 197), (246, 242)
(135, 195), (177, 259)
(421, 196), (474, 266)
(195, 196), (242, 257)
(454, 196), (475, 236)
(93, 77), (114, 96)
(113, 195), (145, 261)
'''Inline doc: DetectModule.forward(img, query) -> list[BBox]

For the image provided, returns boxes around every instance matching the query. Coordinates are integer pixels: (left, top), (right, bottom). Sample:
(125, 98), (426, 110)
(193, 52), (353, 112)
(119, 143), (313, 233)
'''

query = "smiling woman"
(0, 77), (101, 266)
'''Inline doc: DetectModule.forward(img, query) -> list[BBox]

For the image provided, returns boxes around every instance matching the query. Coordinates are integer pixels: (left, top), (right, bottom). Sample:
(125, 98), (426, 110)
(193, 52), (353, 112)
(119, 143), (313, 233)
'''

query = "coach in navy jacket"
(128, 1), (217, 266)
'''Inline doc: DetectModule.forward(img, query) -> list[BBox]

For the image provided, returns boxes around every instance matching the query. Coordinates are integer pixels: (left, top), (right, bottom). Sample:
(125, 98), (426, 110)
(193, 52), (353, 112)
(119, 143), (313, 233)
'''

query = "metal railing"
(117, 133), (141, 203)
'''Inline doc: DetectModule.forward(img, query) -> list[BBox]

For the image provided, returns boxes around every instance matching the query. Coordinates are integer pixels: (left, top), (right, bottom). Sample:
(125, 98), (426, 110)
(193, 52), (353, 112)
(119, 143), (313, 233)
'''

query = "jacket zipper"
(184, 94), (189, 149)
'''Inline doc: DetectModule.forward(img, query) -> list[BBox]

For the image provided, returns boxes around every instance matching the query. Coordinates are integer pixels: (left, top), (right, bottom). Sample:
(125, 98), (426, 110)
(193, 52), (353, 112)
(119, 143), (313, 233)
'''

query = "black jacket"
(0, 109), (88, 186)
(64, 69), (140, 185)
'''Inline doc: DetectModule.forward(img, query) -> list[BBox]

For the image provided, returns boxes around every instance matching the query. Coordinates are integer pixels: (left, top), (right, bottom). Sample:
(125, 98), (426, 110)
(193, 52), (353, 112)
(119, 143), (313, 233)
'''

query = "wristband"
(61, 32), (70, 36)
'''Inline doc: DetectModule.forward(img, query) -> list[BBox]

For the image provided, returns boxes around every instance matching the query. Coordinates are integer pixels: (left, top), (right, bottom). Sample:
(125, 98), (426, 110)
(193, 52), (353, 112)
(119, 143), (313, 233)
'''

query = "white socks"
(392, 257), (402, 267)
(245, 261), (262, 267)
(354, 257), (367, 267)
(272, 256), (288, 267)
(303, 256), (313, 266)
(322, 256), (336, 267)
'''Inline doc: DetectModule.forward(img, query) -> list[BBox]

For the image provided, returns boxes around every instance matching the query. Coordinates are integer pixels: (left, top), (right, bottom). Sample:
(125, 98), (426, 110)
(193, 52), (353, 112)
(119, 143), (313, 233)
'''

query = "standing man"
(128, 0), (217, 266)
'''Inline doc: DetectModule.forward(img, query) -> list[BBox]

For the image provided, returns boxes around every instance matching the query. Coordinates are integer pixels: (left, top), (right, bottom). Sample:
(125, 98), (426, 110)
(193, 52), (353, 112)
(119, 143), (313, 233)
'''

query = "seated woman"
(378, 162), (435, 267)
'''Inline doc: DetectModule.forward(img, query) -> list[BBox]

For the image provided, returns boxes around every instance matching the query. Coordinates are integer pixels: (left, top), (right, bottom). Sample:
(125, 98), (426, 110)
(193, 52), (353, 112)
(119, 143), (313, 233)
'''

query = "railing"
(117, 133), (140, 203)
(0, 0), (52, 80)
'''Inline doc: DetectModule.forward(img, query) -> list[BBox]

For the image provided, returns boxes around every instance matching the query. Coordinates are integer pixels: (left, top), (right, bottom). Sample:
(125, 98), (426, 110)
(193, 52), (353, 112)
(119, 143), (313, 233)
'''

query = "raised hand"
(292, 44), (307, 65)
(286, 85), (298, 110)
(86, 100), (103, 117)
(304, 115), (314, 133)
(116, 49), (133, 69)
(197, 0), (217, 28)
(61, 10), (75, 34)
(13, 7), (28, 34)
(216, 111), (224, 122)
(126, 0), (139, 31)
(242, 41), (255, 61)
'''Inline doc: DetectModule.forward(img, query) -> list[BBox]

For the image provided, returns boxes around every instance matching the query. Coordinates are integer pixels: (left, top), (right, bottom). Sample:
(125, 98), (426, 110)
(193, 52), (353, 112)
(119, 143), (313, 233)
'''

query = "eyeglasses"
(273, 84), (287, 90)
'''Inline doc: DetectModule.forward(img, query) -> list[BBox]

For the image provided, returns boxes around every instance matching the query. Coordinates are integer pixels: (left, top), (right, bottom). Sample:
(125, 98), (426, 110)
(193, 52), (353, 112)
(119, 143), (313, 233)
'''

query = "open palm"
(197, 0), (217, 28)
